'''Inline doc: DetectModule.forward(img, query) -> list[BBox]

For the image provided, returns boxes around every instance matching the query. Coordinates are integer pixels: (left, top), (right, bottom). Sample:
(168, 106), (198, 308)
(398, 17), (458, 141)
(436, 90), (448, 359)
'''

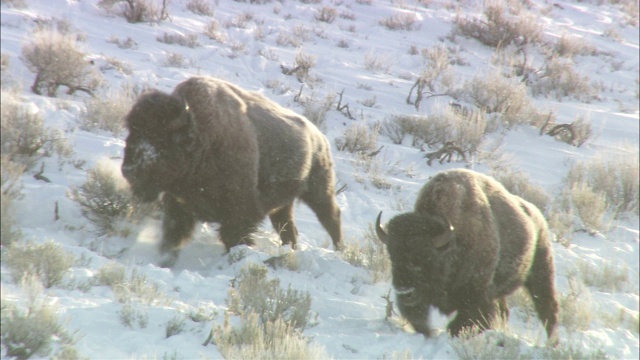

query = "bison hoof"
(159, 249), (180, 268)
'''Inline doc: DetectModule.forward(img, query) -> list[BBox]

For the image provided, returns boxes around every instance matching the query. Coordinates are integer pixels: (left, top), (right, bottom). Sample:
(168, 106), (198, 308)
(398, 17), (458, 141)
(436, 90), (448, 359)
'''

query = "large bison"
(376, 169), (558, 342)
(121, 77), (342, 267)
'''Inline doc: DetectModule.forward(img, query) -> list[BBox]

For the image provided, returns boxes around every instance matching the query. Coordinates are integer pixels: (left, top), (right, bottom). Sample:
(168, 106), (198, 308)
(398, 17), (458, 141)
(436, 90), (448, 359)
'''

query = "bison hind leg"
(269, 203), (299, 249)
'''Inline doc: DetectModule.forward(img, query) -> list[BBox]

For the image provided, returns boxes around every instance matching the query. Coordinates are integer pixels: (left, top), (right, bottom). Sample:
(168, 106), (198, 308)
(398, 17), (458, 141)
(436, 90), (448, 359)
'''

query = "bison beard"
(376, 169), (559, 344)
(121, 77), (342, 267)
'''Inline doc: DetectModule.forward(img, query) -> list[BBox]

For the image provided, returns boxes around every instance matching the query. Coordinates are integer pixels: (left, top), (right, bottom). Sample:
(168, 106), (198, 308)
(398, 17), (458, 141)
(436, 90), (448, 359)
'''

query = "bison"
(376, 169), (558, 342)
(121, 77), (342, 267)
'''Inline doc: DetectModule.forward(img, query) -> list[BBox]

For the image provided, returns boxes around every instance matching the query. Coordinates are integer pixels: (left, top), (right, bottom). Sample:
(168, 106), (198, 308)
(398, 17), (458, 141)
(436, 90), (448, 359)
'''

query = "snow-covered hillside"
(1, 0), (638, 359)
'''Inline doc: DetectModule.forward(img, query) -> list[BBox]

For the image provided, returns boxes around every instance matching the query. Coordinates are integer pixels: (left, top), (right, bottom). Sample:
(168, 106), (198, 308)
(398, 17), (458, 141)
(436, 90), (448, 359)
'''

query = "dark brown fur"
(122, 77), (342, 266)
(376, 169), (558, 342)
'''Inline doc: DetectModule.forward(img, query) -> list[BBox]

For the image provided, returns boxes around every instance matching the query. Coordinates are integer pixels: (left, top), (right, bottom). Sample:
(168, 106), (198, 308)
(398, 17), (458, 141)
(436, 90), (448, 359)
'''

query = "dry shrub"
(570, 182), (609, 232)
(407, 45), (457, 110)
(107, 35), (138, 49)
(315, 6), (338, 23)
(213, 312), (327, 359)
(545, 115), (594, 148)
(21, 29), (102, 97)
(292, 49), (316, 82)
(466, 71), (543, 128)
(453, 0), (543, 47)
(4, 240), (75, 288)
(302, 93), (334, 131)
(69, 161), (157, 236)
(335, 121), (380, 154)
(186, 0), (215, 16)
(225, 11), (256, 29)
(554, 34), (598, 58)
(157, 32), (200, 48)
(1, 274), (78, 360)
(565, 152), (639, 218)
(95, 262), (172, 306)
(341, 225), (391, 282)
(379, 12), (420, 31)
(212, 263), (325, 358)
(363, 50), (393, 73)
(98, 0), (169, 23)
(81, 84), (138, 135)
(1, 158), (24, 247)
(492, 169), (550, 213)
(227, 263), (313, 331)
(381, 115), (419, 145)
(577, 258), (630, 293)
(161, 52), (190, 68)
(559, 276), (593, 333)
(450, 318), (523, 360)
(1, 93), (72, 170)
(530, 56), (597, 101)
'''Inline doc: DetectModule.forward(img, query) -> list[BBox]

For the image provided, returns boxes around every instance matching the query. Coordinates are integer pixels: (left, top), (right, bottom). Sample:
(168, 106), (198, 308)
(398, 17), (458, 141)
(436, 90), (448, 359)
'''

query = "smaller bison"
(376, 169), (558, 342)
(121, 77), (342, 267)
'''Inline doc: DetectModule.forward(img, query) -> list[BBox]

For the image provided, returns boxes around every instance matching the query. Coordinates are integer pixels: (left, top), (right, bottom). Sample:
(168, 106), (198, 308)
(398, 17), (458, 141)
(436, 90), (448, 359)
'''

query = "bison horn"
(433, 217), (454, 249)
(375, 212), (389, 244)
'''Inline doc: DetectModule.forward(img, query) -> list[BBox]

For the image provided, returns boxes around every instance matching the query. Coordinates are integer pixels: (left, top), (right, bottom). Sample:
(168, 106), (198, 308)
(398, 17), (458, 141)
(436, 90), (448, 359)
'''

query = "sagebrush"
(21, 28), (101, 97)
(4, 240), (75, 288)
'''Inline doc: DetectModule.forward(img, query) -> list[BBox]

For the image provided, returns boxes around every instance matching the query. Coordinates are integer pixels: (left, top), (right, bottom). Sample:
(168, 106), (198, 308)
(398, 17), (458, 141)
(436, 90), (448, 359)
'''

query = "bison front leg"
(301, 188), (342, 250)
(160, 195), (197, 268)
(269, 203), (299, 249)
(218, 215), (261, 251)
(397, 300), (432, 336)
(447, 295), (499, 337)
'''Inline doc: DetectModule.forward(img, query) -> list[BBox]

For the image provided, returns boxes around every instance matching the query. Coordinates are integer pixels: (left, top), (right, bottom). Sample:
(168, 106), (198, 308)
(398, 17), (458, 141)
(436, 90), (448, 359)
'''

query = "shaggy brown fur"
(122, 77), (342, 266)
(376, 169), (558, 342)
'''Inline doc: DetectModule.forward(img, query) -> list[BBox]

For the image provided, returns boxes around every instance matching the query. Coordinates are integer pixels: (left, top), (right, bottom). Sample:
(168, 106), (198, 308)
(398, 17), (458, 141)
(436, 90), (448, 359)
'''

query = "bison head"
(376, 212), (454, 303)
(121, 90), (195, 202)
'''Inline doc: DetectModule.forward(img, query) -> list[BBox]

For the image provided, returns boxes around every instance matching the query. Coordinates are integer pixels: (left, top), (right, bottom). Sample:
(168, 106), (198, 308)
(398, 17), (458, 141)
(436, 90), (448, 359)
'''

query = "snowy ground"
(1, 0), (638, 359)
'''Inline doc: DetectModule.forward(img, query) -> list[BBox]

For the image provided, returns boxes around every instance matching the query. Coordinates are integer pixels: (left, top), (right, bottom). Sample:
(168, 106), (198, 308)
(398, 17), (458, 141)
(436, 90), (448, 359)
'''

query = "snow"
(1, 0), (638, 359)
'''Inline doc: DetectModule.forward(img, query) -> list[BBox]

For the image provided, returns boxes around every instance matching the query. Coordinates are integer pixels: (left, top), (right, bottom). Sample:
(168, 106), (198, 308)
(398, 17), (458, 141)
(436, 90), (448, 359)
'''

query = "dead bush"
(453, 0), (543, 48)
(1, 93), (72, 170)
(227, 263), (313, 331)
(565, 152), (639, 218)
(379, 12), (420, 31)
(315, 6), (338, 23)
(341, 225), (391, 282)
(98, 0), (169, 23)
(363, 50), (393, 73)
(492, 168), (550, 213)
(381, 115), (419, 145)
(203, 19), (227, 43)
(407, 45), (456, 110)
(335, 121), (380, 154)
(69, 161), (157, 236)
(21, 29), (102, 97)
(157, 32), (200, 48)
(4, 241), (75, 288)
(186, 0), (214, 16)
(541, 114), (594, 147)
(530, 56), (597, 101)
(1, 275), (79, 360)
(466, 71), (543, 128)
(81, 84), (137, 135)
(554, 34), (598, 58)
